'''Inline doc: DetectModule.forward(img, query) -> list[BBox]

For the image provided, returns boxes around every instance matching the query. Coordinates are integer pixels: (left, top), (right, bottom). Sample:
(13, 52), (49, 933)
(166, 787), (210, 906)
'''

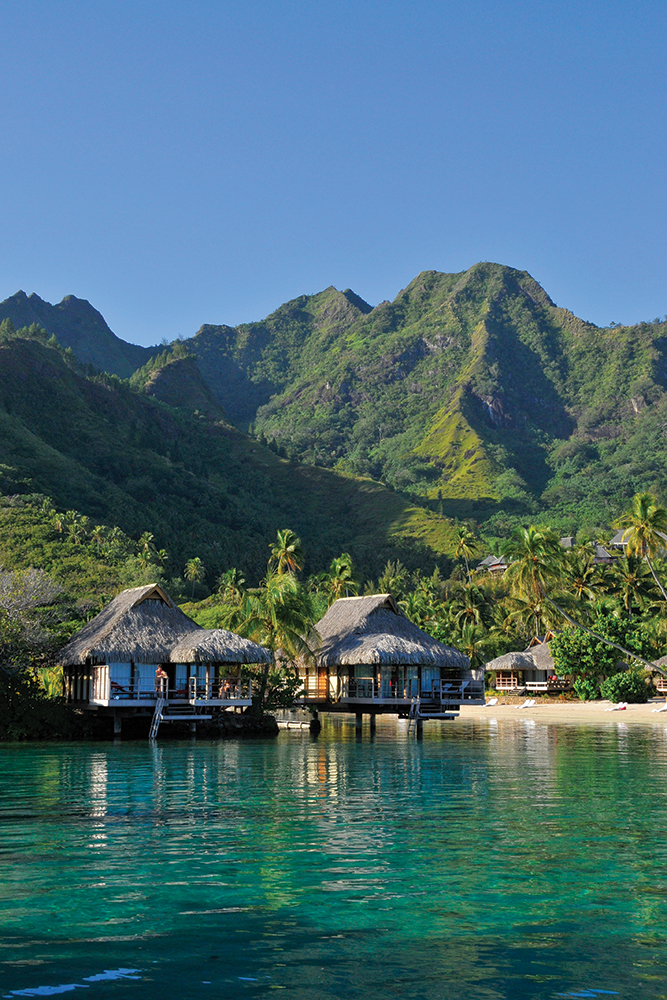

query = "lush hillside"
(3, 263), (667, 561)
(178, 264), (667, 536)
(0, 290), (156, 377)
(0, 327), (459, 596)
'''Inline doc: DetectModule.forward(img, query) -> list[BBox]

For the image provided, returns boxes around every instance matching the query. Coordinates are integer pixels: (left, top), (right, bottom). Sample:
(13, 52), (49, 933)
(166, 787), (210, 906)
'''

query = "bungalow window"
(109, 662), (132, 698)
(175, 664), (188, 693)
(133, 664), (152, 697)
(379, 666), (395, 697)
(354, 665), (374, 698)
(188, 664), (208, 695)
(495, 671), (523, 690)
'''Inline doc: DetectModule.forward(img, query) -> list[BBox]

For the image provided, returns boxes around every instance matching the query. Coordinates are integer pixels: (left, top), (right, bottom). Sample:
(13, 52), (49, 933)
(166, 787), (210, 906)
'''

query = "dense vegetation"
(181, 496), (667, 710)
(174, 265), (667, 542)
(0, 323), (459, 590)
(4, 264), (667, 550)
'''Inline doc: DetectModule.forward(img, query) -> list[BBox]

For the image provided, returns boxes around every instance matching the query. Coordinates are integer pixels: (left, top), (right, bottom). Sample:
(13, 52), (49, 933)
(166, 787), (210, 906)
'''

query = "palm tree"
(505, 593), (561, 637)
(65, 511), (84, 545)
(450, 583), (491, 630)
(615, 491), (667, 601)
(504, 524), (663, 675)
(269, 529), (304, 575)
(217, 567), (246, 604)
(138, 531), (155, 555)
(229, 569), (315, 711)
(399, 589), (431, 629)
(106, 526), (130, 558)
(90, 525), (107, 556)
(454, 525), (478, 585)
(184, 557), (206, 599)
(325, 553), (358, 604)
(456, 621), (489, 668)
(41, 499), (56, 520)
(564, 548), (600, 604)
(376, 560), (408, 600)
(607, 554), (654, 616)
(503, 526), (566, 636)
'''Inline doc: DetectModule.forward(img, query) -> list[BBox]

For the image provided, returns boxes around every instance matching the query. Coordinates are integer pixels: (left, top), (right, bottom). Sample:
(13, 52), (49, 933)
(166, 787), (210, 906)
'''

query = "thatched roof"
(58, 584), (270, 666)
(170, 629), (270, 664)
(485, 640), (555, 673)
(313, 594), (468, 668)
(484, 650), (536, 672)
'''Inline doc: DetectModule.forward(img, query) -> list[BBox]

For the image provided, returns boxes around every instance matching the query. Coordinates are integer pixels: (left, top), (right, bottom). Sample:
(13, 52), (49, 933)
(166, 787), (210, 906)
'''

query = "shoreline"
(459, 697), (667, 726)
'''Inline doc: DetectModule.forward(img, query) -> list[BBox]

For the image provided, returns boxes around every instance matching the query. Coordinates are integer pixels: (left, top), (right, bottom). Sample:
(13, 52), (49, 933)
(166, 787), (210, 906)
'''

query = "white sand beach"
(460, 698), (667, 726)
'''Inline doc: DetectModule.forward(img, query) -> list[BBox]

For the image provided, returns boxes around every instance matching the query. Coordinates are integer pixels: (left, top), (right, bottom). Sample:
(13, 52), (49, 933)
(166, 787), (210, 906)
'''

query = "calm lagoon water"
(2, 715), (667, 1000)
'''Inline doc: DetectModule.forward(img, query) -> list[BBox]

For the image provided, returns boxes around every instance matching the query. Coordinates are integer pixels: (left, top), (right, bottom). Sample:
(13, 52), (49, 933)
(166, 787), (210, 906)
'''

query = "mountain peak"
(342, 289), (373, 314)
(0, 290), (154, 377)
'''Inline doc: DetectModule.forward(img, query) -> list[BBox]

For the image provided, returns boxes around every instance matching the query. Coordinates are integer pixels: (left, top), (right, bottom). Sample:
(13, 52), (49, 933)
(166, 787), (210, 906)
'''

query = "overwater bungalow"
(58, 584), (271, 734)
(485, 632), (570, 693)
(298, 594), (484, 727)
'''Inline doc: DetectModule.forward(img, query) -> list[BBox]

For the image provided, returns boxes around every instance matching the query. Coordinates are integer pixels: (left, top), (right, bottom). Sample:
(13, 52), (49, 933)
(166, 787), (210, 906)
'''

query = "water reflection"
(1, 720), (667, 999)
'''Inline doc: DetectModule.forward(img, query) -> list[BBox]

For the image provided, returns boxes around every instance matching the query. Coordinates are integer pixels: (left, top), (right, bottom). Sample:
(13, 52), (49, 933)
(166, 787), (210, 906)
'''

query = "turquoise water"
(2, 716), (667, 999)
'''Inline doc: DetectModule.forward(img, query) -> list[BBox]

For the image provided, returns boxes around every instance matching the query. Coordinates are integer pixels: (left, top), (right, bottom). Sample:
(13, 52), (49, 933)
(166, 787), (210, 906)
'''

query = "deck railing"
(188, 676), (252, 703)
(91, 665), (252, 703)
(339, 678), (484, 703)
(492, 675), (572, 693)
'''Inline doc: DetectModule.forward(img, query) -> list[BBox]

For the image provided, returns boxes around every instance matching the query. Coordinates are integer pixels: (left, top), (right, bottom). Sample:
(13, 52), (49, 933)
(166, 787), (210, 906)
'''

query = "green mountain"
(0, 290), (155, 377)
(0, 327), (458, 592)
(179, 263), (667, 535)
(3, 262), (667, 581)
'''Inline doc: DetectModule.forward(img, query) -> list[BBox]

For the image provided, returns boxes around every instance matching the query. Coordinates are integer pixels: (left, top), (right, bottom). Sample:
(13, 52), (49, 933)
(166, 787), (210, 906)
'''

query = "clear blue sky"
(1, 0), (666, 346)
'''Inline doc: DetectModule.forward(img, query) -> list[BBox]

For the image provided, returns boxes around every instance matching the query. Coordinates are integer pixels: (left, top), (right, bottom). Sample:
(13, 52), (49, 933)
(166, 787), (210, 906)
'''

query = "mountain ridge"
(2, 263), (667, 543)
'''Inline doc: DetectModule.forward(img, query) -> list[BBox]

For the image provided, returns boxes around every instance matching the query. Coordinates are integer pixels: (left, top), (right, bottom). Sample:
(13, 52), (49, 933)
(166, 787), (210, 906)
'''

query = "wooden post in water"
(369, 713), (376, 736)
(355, 712), (363, 734)
(113, 712), (122, 736)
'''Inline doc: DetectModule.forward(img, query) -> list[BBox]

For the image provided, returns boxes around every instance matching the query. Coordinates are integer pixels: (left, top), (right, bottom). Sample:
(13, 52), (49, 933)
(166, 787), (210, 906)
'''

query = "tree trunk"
(646, 555), (667, 602)
(253, 659), (272, 715)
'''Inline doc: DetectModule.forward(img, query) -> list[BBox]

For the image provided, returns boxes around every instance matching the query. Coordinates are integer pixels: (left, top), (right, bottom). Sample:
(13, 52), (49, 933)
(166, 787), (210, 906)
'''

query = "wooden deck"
(76, 669), (253, 710)
(297, 678), (485, 716)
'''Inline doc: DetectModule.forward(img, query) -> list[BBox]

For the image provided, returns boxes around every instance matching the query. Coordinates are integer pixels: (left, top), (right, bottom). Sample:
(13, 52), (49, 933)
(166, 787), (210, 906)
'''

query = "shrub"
(0, 669), (88, 740)
(573, 676), (601, 702)
(600, 670), (650, 704)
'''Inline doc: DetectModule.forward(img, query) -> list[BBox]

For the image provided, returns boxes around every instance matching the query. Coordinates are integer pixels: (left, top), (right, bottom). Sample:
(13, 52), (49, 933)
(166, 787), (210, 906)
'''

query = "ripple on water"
(1, 718), (667, 999)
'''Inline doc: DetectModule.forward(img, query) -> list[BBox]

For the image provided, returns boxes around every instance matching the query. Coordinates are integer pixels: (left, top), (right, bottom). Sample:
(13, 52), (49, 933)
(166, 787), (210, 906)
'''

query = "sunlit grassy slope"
(179, 263), (667, 534)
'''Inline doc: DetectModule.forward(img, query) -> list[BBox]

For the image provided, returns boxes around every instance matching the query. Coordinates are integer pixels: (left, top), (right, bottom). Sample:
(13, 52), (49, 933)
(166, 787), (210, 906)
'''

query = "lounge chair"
(605, 701), (628, 712)
(651, 703), (667, 713)
(517, 698), (536, 709)
(484, 697), (498, 707)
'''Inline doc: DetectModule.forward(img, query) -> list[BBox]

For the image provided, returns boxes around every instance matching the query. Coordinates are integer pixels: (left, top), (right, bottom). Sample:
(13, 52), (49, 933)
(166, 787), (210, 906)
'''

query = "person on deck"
(155, 664), (168, 696)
